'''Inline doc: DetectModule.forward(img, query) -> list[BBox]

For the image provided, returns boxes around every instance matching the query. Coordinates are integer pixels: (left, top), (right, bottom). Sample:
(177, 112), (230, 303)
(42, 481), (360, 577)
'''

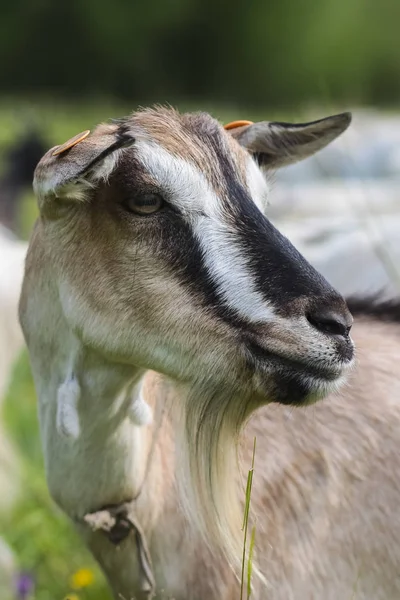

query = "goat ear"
(33, 123), (134, 204)
(226, 112), (351, 169)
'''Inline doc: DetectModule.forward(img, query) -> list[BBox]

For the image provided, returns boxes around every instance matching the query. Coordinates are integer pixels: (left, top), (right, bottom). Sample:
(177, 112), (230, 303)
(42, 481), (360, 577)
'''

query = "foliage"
(0, 0), (399, 109)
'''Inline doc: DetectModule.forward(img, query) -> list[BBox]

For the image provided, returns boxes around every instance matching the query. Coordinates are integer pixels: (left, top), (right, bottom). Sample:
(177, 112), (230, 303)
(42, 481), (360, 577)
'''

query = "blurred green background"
(1, 1), (400, 599)
(1, 0), (400, 109)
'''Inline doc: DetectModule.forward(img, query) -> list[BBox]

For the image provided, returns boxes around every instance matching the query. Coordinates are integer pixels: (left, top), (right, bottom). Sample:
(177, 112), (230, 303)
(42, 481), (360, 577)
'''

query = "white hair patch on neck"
(128, 383), (153, 426)
(56, 375), (81, 438)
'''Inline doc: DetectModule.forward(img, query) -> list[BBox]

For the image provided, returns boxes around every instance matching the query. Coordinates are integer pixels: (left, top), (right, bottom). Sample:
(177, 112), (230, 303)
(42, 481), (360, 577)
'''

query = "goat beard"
(170, 374), (261, 577)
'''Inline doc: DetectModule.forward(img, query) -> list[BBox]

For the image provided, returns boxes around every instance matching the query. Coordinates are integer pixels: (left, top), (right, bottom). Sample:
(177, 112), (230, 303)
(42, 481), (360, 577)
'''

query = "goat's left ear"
(226, 112), (351, 169)
(33, 122), (134, 207)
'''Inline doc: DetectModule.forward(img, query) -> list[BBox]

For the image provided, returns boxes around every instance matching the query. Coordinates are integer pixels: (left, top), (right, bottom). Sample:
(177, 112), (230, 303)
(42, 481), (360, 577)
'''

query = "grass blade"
(240, 437), (256, 600)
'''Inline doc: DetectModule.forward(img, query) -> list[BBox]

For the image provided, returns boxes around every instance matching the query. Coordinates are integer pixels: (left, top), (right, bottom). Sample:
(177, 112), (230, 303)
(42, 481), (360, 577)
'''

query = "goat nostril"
(307, 310), (352, 337)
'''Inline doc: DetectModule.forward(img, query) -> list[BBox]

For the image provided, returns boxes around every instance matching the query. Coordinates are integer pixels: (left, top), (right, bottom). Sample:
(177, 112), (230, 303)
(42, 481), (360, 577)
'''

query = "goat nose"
(307, 306), (353, 337)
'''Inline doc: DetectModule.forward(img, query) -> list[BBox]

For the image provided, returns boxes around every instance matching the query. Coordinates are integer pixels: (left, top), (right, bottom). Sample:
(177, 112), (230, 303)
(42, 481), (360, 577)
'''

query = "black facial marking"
(270, 372), (317, 406)
(156, 212), (249, 328)
(191, 119), (339, 310)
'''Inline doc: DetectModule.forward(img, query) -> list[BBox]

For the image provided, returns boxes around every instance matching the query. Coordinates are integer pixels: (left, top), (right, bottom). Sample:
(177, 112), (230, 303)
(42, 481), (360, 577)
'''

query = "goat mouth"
(246, 341), (349, 405)
(247, 341), (344, 382)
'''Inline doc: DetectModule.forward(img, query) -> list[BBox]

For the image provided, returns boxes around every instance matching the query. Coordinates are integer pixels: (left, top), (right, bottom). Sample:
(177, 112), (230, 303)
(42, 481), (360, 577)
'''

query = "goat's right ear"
(225, 113), (351, 170)
(33, 123), (134, 205)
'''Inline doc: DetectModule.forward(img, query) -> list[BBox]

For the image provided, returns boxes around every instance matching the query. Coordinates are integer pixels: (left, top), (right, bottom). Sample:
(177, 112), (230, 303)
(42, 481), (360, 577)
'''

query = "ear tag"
(52, 129), (91, 156)
(224, 120), (254, 130)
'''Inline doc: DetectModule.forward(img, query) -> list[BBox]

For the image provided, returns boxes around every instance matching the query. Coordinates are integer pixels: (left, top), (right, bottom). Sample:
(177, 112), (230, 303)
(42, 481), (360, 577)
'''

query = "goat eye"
(125, 193), (164, 215)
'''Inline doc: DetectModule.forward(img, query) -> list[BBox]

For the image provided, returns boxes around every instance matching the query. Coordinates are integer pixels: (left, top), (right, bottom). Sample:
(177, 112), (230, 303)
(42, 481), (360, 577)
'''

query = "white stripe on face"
(192, 216), (275, 322)
(135, 140), (275, 323)
(246, 156), (271, 214)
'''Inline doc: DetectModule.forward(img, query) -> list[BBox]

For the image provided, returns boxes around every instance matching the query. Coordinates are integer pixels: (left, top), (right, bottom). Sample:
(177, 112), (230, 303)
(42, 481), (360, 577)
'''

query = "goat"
(19, 107), (400, 600)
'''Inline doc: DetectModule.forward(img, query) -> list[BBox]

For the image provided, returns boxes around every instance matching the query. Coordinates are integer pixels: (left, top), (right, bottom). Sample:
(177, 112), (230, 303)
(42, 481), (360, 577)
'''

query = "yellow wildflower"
(70, 567), (95, 589)
(64, 595), (80, 600)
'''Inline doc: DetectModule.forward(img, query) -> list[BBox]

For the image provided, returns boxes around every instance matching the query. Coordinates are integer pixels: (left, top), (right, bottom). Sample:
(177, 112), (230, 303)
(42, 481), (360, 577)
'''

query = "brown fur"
(130, 107), (249, 194)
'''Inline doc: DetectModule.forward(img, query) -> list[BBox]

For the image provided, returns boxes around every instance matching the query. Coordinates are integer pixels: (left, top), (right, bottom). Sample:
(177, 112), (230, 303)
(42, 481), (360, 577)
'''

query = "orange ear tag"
(52, 130), (91, 156)
(224, 120), (254, 130)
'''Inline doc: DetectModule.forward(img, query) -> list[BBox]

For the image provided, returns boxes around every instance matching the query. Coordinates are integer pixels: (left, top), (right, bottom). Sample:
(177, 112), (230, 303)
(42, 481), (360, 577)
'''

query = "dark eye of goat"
(125, 193), (164, 215)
